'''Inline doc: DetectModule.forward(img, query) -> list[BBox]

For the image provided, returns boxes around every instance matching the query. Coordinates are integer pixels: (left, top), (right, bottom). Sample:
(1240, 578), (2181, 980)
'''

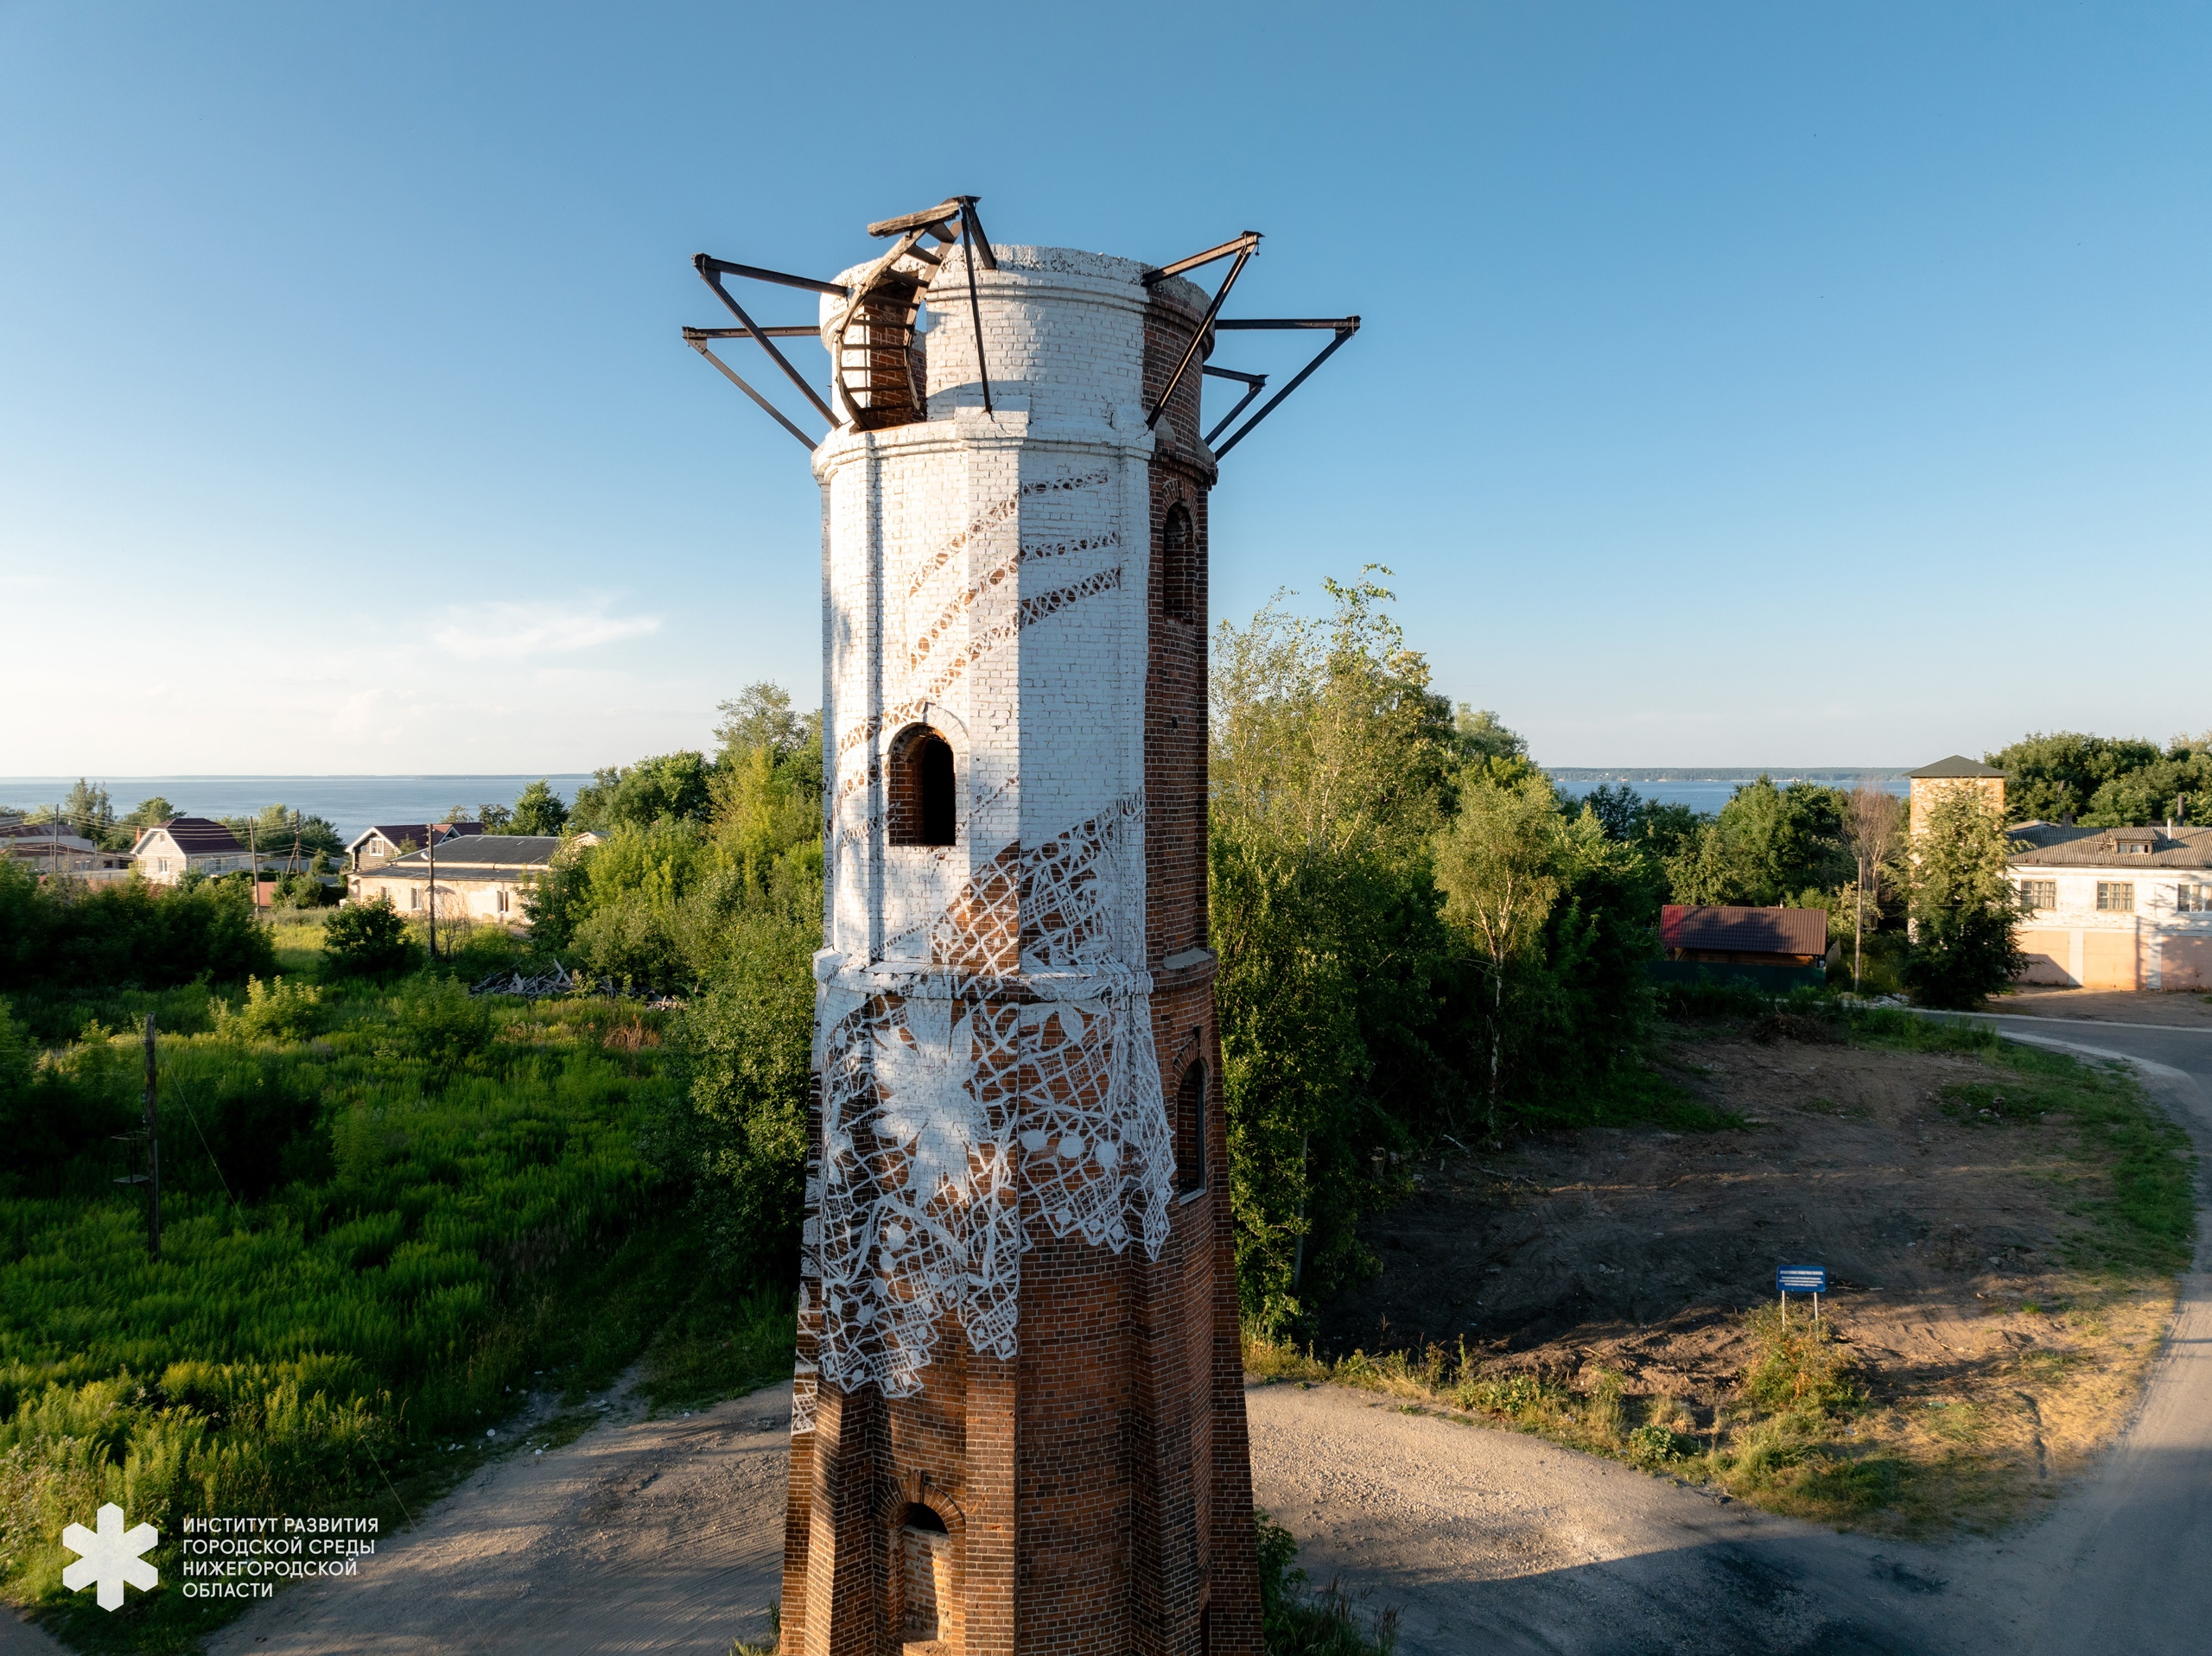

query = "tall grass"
(0, 974), (791, 1652)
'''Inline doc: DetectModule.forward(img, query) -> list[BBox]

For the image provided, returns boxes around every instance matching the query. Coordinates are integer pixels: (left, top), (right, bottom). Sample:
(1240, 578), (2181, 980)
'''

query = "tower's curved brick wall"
(786, 244), (1258, 1656)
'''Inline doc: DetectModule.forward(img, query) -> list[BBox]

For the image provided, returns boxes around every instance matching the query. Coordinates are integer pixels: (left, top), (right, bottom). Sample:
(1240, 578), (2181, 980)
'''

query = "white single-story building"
(2009, 822), (2212, 991)
(346, 833), (596, 926)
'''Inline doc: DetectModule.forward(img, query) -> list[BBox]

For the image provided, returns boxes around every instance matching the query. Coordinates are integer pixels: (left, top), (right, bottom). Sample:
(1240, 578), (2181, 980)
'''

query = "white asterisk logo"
(61, 1503), (159, 1611)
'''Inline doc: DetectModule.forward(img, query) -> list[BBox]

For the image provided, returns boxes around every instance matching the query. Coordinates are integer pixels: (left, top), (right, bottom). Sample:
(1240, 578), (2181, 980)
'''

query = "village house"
(2009, 822), (2212, 991)
(1907, 752), (2211, 990)
(130, 817), (266, 885)
(346, 834), (589, 925)
(1654, 904), (1832, 992)
(0, 815), (134, 880)
(346, 821), (484, 872)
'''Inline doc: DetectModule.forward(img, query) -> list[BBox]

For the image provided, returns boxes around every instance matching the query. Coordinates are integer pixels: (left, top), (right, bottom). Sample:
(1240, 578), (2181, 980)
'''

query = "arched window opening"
(1175, 1060), (1208, 1196)
(889, 726), (957, 847)
(899, 1503), (950, 1644)
(1160, 502), (1198, 624)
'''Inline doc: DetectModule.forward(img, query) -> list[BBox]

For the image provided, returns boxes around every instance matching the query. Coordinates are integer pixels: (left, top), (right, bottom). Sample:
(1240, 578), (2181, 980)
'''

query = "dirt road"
(1248, 1378), (1963, 1653)
(1967, 1018), (2212, 1656)
(203, 1384), (791, 1656)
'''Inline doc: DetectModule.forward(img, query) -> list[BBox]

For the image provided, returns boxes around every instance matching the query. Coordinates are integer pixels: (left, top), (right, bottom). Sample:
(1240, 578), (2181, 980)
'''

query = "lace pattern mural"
(803, 795), (1170, 1409)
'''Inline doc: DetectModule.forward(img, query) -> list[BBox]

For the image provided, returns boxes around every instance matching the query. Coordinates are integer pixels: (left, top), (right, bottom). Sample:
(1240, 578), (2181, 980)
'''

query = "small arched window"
(889, 726), (957, 847)
(1175, 1060), (1207, 1196)
(899, 1503), (950, 1643)
(1160, 501), (1197, 624)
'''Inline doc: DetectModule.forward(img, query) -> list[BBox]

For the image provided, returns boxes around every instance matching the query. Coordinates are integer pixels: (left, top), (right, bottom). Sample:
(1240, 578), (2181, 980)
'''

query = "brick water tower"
(683, 199), (1357, 1656)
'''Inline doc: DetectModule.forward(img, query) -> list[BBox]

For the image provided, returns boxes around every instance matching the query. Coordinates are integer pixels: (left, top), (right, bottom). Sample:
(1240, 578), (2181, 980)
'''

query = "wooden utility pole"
(425, 822), (438, 961)
(142, 1014), (161, 1260)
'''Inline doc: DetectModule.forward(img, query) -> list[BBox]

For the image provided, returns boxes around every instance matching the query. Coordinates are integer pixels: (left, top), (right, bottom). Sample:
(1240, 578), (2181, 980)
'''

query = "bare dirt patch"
(1300, 1021), (2183, 1532)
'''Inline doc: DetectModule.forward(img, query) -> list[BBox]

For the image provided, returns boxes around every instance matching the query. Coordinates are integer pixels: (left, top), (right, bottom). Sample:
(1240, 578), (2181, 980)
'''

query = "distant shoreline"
(1546, 768), (1911, 783)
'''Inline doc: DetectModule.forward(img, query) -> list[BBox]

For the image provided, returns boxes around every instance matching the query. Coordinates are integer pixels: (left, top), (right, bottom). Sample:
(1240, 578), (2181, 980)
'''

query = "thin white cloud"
(430, 600), (661, 661)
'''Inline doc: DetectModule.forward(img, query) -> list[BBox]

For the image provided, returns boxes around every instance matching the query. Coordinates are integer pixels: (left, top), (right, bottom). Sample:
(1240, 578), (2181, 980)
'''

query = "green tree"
(715, 682), (820, 767)
(2082, 747), (2212, 828)
(60, 779), (116, 843)
(1452, 706), (1536, 787)
(221, 803), (343, 860)
(1906, 790), (2024, 1008)
(118, 796), (175, 833)
(1209, 572), (1465, 1326)
(1666, 775), (1849, 908)
(509, 779), (570, 836)
(669, 909), (816, 1280)
(1433, 777), (1561, 1132)
(569, 752), (714, 834)
(1987, 731), (2164, 824)
(1513, 808), (1662, 1088)
(1842, 784), (1904, 991)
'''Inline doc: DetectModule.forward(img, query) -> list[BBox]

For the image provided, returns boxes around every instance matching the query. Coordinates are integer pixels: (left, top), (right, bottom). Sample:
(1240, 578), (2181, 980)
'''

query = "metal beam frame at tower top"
(687, 194), (1003, 445)
(683, 202), (1358, 462)
(1201, 316), (1362, 459)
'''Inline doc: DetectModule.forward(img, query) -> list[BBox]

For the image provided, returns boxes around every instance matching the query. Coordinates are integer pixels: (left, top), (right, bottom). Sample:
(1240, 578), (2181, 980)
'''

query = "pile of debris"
(467, 961), (684, 1008)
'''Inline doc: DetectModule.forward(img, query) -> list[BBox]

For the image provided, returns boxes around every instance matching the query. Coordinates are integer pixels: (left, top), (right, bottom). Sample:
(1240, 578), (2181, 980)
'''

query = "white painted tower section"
(795, 247), (1209, 1417)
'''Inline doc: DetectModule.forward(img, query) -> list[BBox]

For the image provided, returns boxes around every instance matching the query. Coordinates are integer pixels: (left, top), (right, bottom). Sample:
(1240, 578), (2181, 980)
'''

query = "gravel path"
(1248, 1379), (1963, 1653)
(203, 1383), (792, 1656)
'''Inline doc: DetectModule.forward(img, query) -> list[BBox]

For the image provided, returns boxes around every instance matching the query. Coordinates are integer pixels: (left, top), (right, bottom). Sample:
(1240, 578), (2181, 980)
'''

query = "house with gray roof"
(346, 833), (599, 928)
(2008, 822), (2212, 990)
(346, 821), (485, 872)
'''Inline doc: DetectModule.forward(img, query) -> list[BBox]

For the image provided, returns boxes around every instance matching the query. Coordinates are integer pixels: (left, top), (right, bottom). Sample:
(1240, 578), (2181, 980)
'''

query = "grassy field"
(0, 913), (794, 1653)
(1248, 1011), (2197, 1538)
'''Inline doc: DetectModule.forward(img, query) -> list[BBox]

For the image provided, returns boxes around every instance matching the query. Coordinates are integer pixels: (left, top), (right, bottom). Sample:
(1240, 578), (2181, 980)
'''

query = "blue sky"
(3, 3), (2205, 773)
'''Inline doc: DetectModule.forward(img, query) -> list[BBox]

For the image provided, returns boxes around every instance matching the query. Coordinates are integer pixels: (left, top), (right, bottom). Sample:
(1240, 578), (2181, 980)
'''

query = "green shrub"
(0, 861), (274, 994)
(321, 896), (416, 978)
(1627, 1421), (1694, 1465)
(212, 975), (322, 1043)
(376, 976), (493, 1071)
(1738, 1305), (1863, 1420)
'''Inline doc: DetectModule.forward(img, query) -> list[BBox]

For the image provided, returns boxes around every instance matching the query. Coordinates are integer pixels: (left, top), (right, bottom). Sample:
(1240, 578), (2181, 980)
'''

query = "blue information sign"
(1777, 1266), (1827, 1293)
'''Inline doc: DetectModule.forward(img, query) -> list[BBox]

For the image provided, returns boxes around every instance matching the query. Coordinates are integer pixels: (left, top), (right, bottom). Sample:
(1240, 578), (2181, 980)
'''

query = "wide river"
(0, 771), (1913, 842)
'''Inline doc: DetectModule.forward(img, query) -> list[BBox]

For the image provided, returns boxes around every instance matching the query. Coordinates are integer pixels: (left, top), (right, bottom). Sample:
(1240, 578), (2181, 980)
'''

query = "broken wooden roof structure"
(682, 194), (1357, 458)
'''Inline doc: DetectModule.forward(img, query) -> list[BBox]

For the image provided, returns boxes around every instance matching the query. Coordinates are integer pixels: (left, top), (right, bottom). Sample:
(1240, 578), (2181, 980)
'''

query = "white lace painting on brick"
(787, 248), (1195, 1432)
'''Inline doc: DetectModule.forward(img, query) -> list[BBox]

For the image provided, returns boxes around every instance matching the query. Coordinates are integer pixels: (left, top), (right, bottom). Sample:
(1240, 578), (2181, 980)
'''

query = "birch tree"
(1842, 783), (1903, 991)
(1432, 777), (1561, 1137)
